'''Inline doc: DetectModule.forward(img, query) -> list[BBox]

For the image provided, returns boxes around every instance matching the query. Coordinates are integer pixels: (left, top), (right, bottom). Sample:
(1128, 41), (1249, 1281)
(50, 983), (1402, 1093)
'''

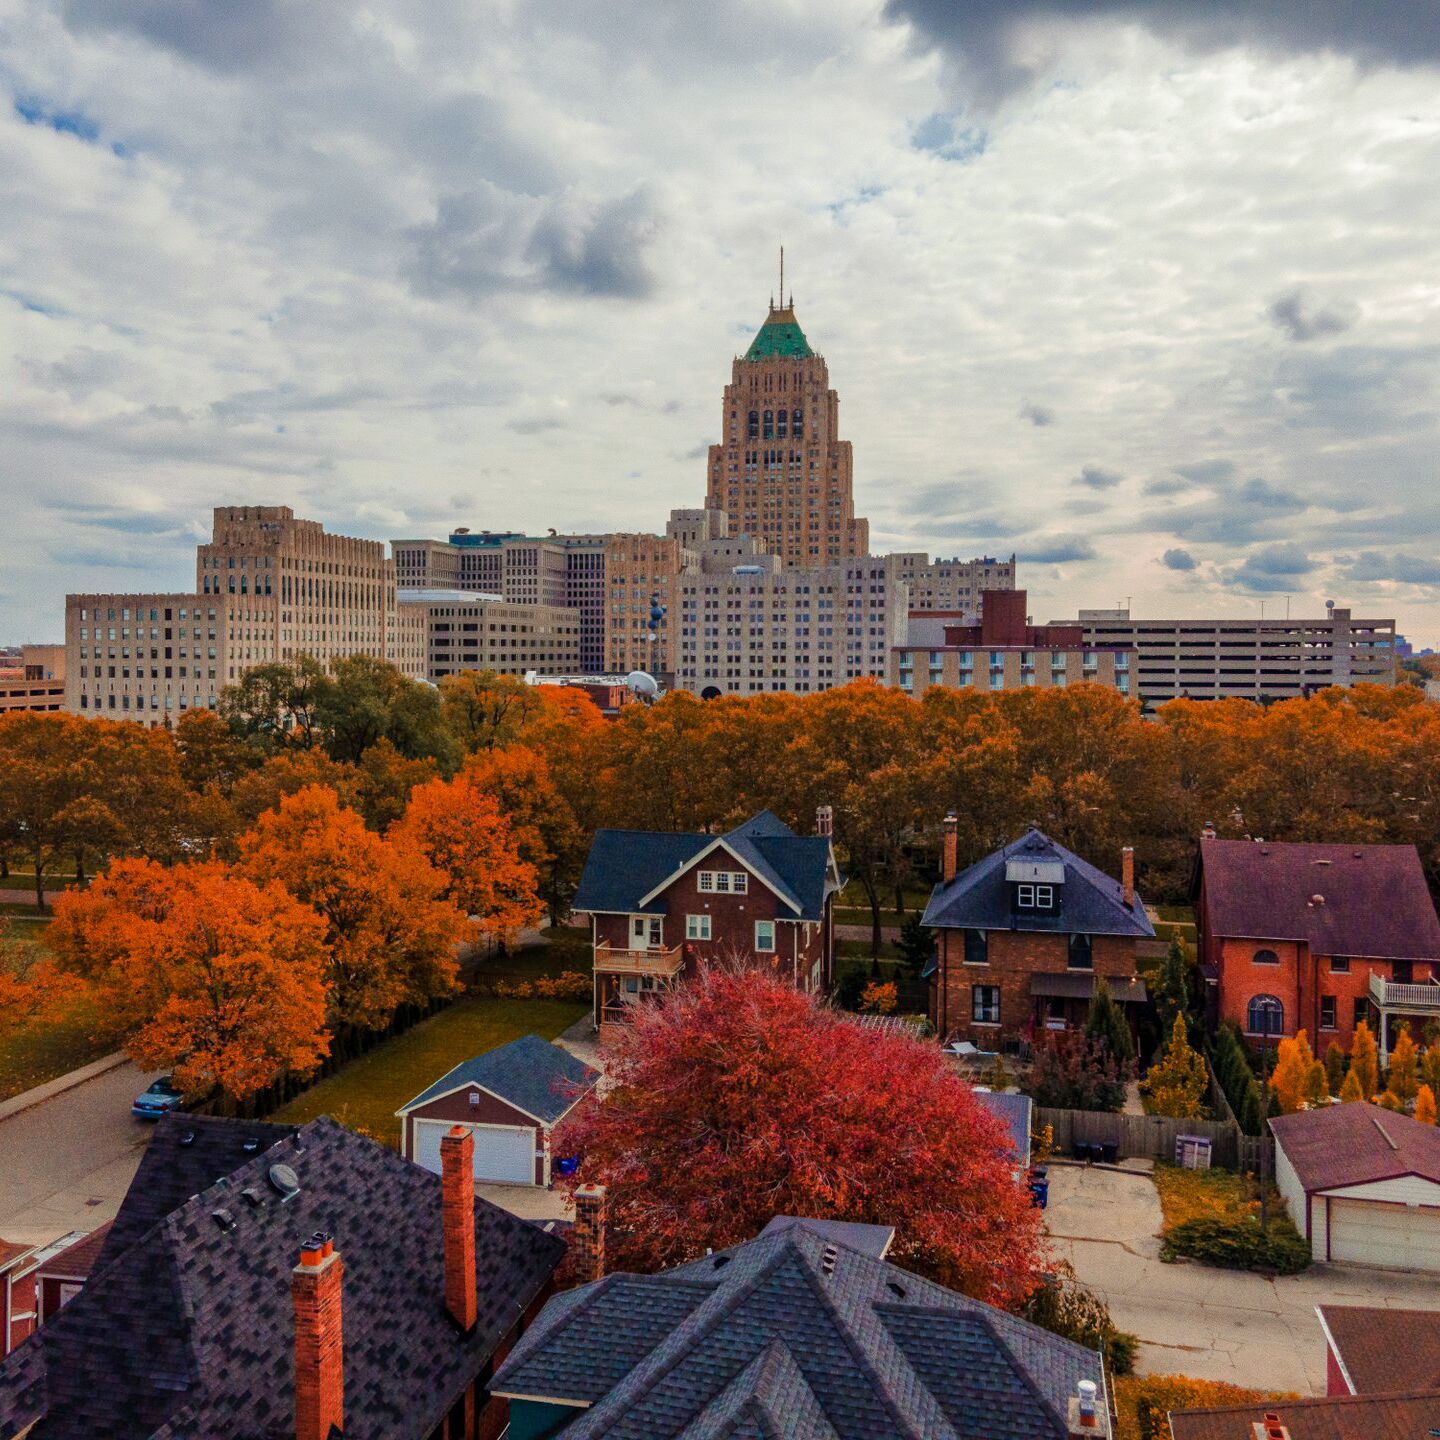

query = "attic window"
(699, 870), (748, 894)
(1016, 884), (1054, 910)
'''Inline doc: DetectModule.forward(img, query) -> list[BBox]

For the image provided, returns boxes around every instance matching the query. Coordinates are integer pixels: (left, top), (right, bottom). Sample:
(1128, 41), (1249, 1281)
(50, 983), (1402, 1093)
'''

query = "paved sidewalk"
(1046, 1164), (1440, 1394)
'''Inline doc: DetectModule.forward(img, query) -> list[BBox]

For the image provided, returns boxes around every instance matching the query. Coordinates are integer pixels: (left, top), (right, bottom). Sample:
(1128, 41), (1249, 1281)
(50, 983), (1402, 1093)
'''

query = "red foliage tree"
(552, 967), (1046, 1308)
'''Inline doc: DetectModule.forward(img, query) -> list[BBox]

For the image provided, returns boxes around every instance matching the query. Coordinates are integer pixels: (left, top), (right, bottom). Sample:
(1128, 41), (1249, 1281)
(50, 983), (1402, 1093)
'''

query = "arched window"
(1248, 994), (1284, 1036)
(762, 410), (773, 439)
(1252, 948), (1280, 966)
(747, 410), (759, 438)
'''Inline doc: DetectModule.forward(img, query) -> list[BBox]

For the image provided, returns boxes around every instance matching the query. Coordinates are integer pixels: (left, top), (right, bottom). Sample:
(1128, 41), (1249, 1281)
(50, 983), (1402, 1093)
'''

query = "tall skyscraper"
(704, 285), (869, 568)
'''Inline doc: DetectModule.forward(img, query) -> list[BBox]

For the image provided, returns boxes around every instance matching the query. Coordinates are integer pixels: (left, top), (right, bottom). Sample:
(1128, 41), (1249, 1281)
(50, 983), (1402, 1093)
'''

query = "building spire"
(779, 245), (784, 312)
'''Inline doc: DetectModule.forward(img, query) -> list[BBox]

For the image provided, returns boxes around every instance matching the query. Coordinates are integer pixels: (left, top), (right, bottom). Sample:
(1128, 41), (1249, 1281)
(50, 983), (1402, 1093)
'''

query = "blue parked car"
(132, 1077), (185, 1120)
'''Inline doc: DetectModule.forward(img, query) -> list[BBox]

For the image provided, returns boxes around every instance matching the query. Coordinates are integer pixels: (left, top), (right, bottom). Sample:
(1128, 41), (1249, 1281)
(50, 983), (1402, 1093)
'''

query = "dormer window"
(1016, 884), (1054, 910)
(699, 870), (748, 895)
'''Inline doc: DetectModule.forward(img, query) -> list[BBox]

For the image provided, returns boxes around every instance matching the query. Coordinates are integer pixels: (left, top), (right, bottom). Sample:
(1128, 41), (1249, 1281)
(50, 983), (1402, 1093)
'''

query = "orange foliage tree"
(47, 858), (328, 1100)
(390, 772), (543, 943)
(236, 786), (465, 1029)
(1269, 1029), (1318, 1115)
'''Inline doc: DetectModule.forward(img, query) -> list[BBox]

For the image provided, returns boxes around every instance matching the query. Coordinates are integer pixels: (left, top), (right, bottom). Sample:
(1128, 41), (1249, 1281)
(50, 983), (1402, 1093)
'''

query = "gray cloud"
(1268, 288), (1356, 343)
(506, 417), (566, 435)
(1019, 400), (1055, 426)
(1161, 548), (1196, 571)
(1344, 551), (1440, 587)
(1240, 543), (1314, 577)
(1020, 535), (1096, 564)
(1075, 464), (1122, 490)
(1171, 460), (1235, 486)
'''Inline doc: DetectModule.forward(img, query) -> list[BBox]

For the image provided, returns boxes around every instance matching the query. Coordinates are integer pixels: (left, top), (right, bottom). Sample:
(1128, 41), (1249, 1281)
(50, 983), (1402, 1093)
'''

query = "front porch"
(1368, 971), (1440, 1062)
(1029, 972), (1148, 1032)
(593, 944), (684, 1040)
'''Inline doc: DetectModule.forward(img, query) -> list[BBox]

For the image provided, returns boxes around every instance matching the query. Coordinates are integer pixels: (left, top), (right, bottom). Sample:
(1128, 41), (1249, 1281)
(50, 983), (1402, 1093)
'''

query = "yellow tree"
(1388, 1025), (1420, 1107)
(236, 786), (465, 1029)
(1424, 1047), (1440, 1101)
(1142, 1014), (1208, 1119)
(1417, 1086), (1438, 1126)
(1350, 1020), (1379, 1099)
(1270, 1029), (1317, 1115)
(47, 859), (329, 1100)
(1339, 1069), (1365, 1104)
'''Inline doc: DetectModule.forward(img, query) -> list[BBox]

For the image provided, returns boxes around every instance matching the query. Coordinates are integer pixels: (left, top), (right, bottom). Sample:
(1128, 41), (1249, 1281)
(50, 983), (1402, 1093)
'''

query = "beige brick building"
(889, 553), (1017, 619)
(704, 299), (869, 568)
(603, 533), (690, 676)
(0, 644), (66, 713)
(397, 591), (582, 681)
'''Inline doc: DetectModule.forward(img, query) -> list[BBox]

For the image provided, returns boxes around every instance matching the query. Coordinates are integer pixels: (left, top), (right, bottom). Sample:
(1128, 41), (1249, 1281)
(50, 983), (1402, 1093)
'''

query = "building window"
(964, 929), (988, 965)
(1067, 933), (1093, 970)
(698, 870), (748, 894)
(1329, 956), (1350, 974)
(1247, 994), (1284, 1037)
(1353, 997), (1368, 1030)
(687, 914), (712, 941)
(1320, 996), (1337, 1030)
(754, 920), (775, 953)
(1252, 948), (1280, 966)
(1016, 884), (1054, 910)
(972, 985), (1000, 1025)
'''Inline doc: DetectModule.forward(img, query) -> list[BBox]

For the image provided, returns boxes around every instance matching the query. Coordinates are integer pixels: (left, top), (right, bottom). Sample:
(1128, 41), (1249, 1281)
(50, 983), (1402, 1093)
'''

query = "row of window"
(960, 929), (1092, 968)
(681, 915), (774, 950)
(697, 870), (748, 894)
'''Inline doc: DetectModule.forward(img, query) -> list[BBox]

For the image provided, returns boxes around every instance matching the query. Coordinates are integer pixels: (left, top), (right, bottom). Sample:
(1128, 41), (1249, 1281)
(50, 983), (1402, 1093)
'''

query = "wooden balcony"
(593, 943), (685, 978)
(1369, 971), (1440, 1013)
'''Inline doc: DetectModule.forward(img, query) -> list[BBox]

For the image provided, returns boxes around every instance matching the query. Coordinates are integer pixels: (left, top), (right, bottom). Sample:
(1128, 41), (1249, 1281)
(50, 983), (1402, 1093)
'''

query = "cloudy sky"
(3, 1), (1439, 643)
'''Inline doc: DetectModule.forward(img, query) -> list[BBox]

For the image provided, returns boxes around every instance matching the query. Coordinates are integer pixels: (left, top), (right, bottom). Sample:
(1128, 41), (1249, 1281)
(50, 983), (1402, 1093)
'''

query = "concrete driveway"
(1046, 1163), (1440, 1394)
(0, 1060), (160, 1246)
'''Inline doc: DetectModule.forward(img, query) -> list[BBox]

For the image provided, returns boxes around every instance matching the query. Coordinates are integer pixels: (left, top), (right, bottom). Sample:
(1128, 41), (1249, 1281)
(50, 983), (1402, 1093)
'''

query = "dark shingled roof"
(923, 829), (1154, 939)
(972, 1092), (1033, 1170)
(398, 1033), (600, 1125)
(97, 1114), (290, 1272)
(492, 1222), (1103, 1440)
(1270, 1103), (1440, 1193)
(758, 1215), (894, 1257)
(1318, 1306), (1440, 1395)
(0, 1115), (565, 1440)
(1197, 838), (1440, 959)
(1170, 1390), (1440, 1440)
(573, 810), (833, 921)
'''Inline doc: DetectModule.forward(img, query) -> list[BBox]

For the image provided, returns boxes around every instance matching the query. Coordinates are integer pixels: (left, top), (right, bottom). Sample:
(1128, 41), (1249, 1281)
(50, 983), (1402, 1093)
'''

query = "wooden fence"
(1037, 1107), (1249, 1170)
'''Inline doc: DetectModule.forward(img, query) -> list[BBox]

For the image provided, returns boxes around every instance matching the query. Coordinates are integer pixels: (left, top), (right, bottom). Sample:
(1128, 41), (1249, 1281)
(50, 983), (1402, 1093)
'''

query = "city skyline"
(4, 3), (1440, 643)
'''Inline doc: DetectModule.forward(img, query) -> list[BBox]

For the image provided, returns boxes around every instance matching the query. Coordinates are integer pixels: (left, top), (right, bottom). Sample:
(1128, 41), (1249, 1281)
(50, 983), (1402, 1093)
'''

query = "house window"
(1252, 948), (1280, 966)
(699, 870), (748, 894)
(1394, 960), (1414, 984)
(755, 920), (775, 953)
(1016, 884), (1054, 910)
(1067, 934), (1093, 970)
(964, 930), (988, 965)
(1353, 997), (1368, 1030)
(1320, 996), (1337, 1030)
(972, 985), (1000, 1025)
(1329, 956), (1350, 974)
(1247, 994), (1284, 1037)
(686, 914), (712, 941)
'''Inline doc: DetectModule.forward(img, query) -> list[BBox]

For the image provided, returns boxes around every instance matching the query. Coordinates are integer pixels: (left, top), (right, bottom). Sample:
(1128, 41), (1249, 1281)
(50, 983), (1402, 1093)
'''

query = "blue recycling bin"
(554, 1156), (579, 1178)
(1028, 1178), (1049, 1209)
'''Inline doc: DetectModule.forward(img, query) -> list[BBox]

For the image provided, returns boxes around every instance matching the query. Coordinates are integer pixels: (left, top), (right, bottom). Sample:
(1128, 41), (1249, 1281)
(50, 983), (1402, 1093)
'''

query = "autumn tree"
(438, 670), (545, 754)
(1142, 1014), (1207, 1118)
(1086, 978), (1134, 1065)
(1388, 1024), (1420, 1107)
(552, 967), (1046, 1308)
(1350, 1020), (1379, 1099)
(1028, 1032), (1128, 1113)
(1339, 1069), (1365, 1103)
(356, 738), (438, 830)
(1417, 1085), (1438, 1126)
(47, 858), (328, 1100)
(1424, 1047), (1440, 1102)
(1323, 1042), (1347, 1098)
(236, 785), (464, 1029)
(174, 710), (263, 793)
(1270, 1030), (1318, 1115)
(390, 773), (542, 945)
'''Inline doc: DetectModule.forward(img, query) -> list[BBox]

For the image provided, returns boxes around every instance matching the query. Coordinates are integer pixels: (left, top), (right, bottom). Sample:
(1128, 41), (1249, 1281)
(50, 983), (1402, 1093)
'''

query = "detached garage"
(397, 1033), (600, 1188)
(1271, 1102), (1440, 1271)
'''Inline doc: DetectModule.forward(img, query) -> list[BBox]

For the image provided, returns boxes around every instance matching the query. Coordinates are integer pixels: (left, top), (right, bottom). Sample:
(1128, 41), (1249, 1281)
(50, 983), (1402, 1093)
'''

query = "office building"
(1075, 606), (1397, 702)
(603, 533), (688, 677)
(892, 590), (1135, 698)
(703, 293), (870, 567)
(0, 644), (66, 714)
(398, 590), (582, 681)
(889, 553), (1017, 620)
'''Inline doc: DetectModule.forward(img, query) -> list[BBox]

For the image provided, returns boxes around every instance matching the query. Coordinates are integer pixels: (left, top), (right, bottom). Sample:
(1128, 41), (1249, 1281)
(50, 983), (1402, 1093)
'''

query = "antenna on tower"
(779, 245), (784, 309)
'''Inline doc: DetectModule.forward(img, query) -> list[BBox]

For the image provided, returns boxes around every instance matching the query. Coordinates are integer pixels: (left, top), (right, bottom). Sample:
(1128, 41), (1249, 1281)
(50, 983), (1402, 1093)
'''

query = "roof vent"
(268, 1163), (302, 1199)
(242, 1137), (261, 1153)
(1313, 859), (1333, 866)
(211, 1208), (237, 1232)
(1310, 894), (1325, 906)
(712, 1255), (732, 1270)
(821, 1244), (839, 1276)
(178, 1130), (196, 1147)
(240, 1187), (265, 1208)
(886, 1280), (907, 1298)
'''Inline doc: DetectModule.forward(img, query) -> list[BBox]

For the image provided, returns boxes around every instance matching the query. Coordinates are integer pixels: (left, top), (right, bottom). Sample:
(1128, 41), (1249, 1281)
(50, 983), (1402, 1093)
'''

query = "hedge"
(1127, 1375), (1301, 1440)
(1160, 1214), (1310, 1274)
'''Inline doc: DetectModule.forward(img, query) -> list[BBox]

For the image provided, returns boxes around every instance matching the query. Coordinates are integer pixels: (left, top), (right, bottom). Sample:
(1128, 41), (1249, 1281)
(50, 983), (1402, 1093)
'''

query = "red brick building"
(573, 809), (840, 1040)
(923, 821), (1155, 1049)
(1194, 837), (1440, 1060)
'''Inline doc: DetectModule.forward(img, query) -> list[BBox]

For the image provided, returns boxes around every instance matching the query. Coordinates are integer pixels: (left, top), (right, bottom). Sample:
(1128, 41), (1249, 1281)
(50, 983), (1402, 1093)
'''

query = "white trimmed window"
(687, 914), (712, 941)
(755, 920), (776, 953)
(1016, 883), (1054, 909)
(699, 870), (749, 894)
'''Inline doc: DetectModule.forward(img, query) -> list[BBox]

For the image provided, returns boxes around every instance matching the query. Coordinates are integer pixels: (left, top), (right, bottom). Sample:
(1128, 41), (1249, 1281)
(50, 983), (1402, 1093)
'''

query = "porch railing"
(593, 943), (685, 977)
(1369, 972), (1440, 1012)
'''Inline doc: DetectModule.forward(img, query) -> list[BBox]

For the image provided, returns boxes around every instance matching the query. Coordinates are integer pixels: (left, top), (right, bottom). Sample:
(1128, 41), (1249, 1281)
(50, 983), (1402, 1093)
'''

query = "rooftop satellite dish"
(626, 670), (659, 700)
(268, 1162), (301, 1200)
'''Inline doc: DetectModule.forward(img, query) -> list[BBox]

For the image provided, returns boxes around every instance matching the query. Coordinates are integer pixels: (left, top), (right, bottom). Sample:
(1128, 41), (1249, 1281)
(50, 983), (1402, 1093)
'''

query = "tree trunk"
(75, 850), (86, 888)
(33, 848), (45, 915)
(893, 881), (905, 918)
(859, 874), (883, 966)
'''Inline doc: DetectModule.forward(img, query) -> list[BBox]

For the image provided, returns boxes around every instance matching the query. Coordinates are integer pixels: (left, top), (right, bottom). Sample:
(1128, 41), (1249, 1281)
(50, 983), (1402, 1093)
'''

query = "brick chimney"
(942, 812), (958, 884)
(293, 1233), (344, 1440)
(1066, 1378), (1105, 1437)
(1121, 847), (1135, 909)
(1201, 821), (1217, 840)
(1250, 1412), (1291, 1440)
(440, 1125), (477, 1331)
(572, 1183), (606, 1283)
(815, 804), (833, 838)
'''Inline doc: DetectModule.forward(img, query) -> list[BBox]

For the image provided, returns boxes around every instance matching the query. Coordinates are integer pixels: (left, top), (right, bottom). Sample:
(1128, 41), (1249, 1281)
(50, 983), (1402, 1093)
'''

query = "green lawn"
(0, 993), (116, 1102)
(836, 938), (905, 962)
(1, 913), (52, 938)
(466, 926), (593, 987)
(270, 996), (588, 1146)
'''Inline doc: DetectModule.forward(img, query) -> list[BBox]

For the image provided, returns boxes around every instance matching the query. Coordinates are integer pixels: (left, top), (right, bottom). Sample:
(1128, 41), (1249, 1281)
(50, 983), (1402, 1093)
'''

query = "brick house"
(0, 1224), (113, 1356)
(573, 808), (840, 1040)
(923, 821), (1155, 1049)
(1194, 837), (1440, 1060)
(0, 1113), (567, 1440)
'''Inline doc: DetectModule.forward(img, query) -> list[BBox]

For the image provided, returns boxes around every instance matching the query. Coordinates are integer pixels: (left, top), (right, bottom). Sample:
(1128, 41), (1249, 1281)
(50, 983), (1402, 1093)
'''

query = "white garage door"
(413, 1120), (537, 1185)
(1329, 1198), (1440, 1272)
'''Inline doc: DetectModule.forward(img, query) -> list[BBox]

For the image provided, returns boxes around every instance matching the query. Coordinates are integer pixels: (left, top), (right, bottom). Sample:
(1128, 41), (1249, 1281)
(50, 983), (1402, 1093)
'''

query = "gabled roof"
(398, 1034), (599, 1125)
(492, 1221), (1103, 1440)
(743, 306), (813, 360)
(1197, 839), (1440, 959)
(34, 1223), (113, 1282)
(1170, 1390), (1440, 1440)
(922, 829), (1154, 939)
(0, 1115), (566, 1440)
(574, 811), (833, 922)
(1270, 1103), (1440, 1193)
(1317, 1306), (1440, 1395)
(96, 1114), (289, 1272)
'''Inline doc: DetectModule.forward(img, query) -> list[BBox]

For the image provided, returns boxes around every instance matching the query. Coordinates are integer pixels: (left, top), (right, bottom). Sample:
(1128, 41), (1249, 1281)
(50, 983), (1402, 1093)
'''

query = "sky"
(2, 1), (1439, 644)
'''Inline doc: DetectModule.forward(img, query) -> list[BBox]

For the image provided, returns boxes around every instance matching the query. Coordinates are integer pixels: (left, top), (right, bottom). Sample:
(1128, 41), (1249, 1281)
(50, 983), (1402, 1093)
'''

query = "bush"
(860, 981), (898, 1014)
(1023, 1259), (1139, 1377)
(833, 966), (867, 1012)
(1126, 1376), (1300, 1440)
(494, 978), (534, 998)
(533, 971), (591, 1001)
(1160, 1214), (1309, 1274)
(1027, 1031), (1129, 1113)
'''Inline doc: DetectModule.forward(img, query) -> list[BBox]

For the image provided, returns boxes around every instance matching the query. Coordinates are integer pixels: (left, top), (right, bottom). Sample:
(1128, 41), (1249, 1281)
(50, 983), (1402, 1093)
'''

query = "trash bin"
(1073, 1139), (1090, 1161)
(1028, 1178), (1049, 1209)
(1175, 1135), (1212, 1170)
(1100, 1140), (1119, 1165)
